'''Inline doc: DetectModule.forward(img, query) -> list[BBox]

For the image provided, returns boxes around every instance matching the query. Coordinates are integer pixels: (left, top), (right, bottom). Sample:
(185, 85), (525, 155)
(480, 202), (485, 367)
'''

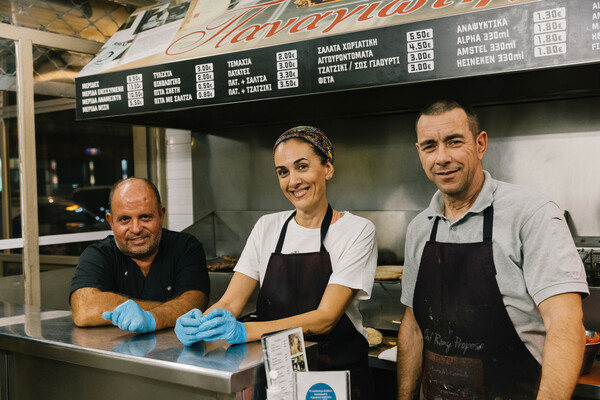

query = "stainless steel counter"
(0, 302), (270, 399)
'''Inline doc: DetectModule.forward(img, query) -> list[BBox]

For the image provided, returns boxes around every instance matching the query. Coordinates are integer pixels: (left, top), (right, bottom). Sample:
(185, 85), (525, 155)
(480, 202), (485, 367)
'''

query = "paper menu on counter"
(261, 327), (308, 399)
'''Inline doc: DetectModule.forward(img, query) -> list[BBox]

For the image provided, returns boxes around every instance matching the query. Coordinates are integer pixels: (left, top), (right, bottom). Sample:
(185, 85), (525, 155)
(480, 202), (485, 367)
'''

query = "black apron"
(256, 205), (374, 400)
(413, 205), (542, 400)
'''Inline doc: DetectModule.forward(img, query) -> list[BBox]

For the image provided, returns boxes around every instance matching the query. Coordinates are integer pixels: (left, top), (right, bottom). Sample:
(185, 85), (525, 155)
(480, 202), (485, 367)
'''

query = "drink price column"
(196, 63), (215, 100)
(276, 50), (299, 90)
(533, 7), (567, 57)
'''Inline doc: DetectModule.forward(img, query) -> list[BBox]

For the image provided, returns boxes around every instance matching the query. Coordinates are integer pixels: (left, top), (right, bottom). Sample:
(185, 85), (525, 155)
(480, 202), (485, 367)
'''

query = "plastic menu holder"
(261, 327), (308, 400)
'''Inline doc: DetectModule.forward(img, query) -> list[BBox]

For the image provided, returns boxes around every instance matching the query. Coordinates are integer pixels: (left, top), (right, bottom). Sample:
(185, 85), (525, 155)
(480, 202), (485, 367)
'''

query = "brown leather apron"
(256, 205), (374, 399)
(413, 205), (542, 399)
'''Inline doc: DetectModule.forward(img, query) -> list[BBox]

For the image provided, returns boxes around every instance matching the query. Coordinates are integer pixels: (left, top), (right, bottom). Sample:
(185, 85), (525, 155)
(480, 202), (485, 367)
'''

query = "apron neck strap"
(430, 216), (441, 242)
(275, 204), (333, 253)
(319, 204), (333, 252)
(483, 204), (494, 242)
(429, 204), (494, 242)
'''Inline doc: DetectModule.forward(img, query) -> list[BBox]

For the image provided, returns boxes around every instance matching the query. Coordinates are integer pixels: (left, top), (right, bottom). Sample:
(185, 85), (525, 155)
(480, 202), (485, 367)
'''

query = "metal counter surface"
(0, 302), (267, 396)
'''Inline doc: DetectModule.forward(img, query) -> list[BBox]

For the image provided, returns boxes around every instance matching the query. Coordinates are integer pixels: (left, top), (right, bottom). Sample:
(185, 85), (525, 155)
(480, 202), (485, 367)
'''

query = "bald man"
(70, 178), (210, 333)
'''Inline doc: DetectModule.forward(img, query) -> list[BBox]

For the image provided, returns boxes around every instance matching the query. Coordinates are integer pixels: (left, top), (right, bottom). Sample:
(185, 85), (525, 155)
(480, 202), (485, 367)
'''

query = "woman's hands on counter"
(178, 273), (356, 346)
(175, 308), (247, 345)
(175, 309), (204, 345)
(196, 309), (247, 344)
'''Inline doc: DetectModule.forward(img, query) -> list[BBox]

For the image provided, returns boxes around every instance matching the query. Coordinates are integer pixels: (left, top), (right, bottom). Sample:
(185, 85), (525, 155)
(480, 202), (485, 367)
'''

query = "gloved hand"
(102, 299), (156, 333)
(175, 308), (205, 346)
(195, 308), (247, 344)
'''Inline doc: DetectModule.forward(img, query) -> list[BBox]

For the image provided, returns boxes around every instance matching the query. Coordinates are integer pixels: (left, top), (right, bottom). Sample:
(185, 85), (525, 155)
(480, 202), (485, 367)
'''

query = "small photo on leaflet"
(288, 331), (302, 356)
(292, 354), (306, 372)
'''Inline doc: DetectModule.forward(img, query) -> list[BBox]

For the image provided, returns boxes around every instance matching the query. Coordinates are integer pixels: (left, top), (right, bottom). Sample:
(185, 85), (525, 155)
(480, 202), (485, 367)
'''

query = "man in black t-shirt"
(70, 178), (209, 333)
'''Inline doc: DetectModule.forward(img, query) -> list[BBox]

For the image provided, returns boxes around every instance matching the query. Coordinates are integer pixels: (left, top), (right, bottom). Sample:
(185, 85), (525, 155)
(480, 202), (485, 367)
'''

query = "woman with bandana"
(176, 126), (377, 399)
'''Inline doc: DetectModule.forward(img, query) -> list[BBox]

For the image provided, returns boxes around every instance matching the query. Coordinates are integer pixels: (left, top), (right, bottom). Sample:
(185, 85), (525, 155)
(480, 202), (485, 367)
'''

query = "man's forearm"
(72, 288), (128, 326)
(537, 322), (584, 398)
(397, 308), (423, 400)
(150, 290), (208, 330)
(71, 287), (162, 327)
(537, 293), (585, 399)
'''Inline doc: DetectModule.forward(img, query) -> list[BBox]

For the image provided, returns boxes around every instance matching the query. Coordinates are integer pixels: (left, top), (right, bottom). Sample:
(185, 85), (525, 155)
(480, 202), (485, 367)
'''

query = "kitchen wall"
(191, 96), (600, 241)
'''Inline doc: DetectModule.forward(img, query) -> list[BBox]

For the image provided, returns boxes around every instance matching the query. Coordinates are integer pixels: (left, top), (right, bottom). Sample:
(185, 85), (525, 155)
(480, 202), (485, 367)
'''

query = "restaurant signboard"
(76, 0), (600, 119)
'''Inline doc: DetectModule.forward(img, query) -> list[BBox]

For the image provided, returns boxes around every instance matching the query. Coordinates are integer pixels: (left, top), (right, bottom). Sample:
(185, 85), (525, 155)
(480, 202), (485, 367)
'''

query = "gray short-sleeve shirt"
(401, 171), (588, 362)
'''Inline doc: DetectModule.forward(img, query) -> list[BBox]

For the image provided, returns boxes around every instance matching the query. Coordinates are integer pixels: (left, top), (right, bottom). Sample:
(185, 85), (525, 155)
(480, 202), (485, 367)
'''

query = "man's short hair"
(416, 99), (481, 137)
(108, 177), (162, 213)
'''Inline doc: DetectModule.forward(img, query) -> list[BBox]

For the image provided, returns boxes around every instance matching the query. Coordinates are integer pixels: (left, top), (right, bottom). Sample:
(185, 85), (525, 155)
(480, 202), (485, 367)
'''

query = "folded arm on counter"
(71, 287), (208, 331)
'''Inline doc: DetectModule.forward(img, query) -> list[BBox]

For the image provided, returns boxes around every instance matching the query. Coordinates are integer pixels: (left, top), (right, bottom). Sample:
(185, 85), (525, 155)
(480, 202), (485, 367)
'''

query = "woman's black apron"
(413, 205), (542, 399)
(256, 205), (374, 399)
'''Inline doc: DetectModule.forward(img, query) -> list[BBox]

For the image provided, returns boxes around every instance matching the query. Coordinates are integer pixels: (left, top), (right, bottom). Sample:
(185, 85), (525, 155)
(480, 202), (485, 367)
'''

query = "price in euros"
(127, 90), (143, 99)
(534, 31), (566, 45)
(127, 82), (143, 91)
(196, 72), (214, 82)
(408, 50), (434, 63)
(197, 90), (215, 99)
(533, 7), (566, 22)
(276, 50), (298, 61)
(277, 69), (298, 80)
(127, 74), (143, 83)
(408, 61), (434, 74)
(407, 28), (433, 42)
(128, 98), (144, 107)
(196, 81), (215, 90)
(277, 79), (298, 89)
(534, 43), (566, 57)
(534, 19), (566, 34)
(195, 63), (214, 73)
(277, 60), (298, 70)
(407, 39), (433, 52)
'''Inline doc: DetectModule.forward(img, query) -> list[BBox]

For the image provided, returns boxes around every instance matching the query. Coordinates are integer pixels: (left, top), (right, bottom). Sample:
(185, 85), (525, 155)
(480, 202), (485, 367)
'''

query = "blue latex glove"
(102, 299), (156, 333)
(175, 308), (205, 346)
(195, 309), (247, 344)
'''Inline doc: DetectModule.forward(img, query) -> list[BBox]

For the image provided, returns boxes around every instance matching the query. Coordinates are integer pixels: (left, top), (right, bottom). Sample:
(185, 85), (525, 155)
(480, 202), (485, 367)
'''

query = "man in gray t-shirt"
(397, 99), (588, 400)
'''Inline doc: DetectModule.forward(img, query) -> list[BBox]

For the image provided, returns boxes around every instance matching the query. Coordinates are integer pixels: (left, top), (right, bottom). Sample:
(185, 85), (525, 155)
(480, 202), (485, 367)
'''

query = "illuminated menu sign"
(76, 0), (600, 119)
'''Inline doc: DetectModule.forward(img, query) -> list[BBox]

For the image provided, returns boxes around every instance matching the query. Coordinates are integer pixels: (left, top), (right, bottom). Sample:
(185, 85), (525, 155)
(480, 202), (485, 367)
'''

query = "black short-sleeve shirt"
(70, 229), (210, 302)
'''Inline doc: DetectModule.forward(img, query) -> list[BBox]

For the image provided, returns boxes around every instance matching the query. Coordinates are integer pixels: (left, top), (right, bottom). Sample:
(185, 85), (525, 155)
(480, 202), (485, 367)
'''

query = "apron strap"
(429, 216), (441, 242)
(274, 204), (333, 253)
(483, 204), (494, 242)
(275, 211), (296, 254)
(429, 204), (494, 242)
(320, 204), (333, 252)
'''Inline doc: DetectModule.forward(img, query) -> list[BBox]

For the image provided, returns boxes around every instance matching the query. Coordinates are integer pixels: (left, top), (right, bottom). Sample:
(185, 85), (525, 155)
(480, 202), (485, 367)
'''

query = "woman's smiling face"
(274, 139), (333, 214)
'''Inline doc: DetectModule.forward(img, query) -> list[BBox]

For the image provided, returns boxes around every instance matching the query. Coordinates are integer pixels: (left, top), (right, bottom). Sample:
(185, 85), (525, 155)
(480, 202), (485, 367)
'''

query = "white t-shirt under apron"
(234, 211), (378, 337)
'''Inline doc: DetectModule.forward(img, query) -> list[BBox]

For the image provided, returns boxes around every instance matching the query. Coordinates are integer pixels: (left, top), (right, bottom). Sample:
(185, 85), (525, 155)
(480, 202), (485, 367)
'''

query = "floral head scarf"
(273, 126), (334, 164)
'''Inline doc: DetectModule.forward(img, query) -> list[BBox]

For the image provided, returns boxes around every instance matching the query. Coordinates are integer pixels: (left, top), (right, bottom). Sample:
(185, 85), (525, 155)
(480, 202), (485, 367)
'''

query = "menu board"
(76, 0), (600, 119)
